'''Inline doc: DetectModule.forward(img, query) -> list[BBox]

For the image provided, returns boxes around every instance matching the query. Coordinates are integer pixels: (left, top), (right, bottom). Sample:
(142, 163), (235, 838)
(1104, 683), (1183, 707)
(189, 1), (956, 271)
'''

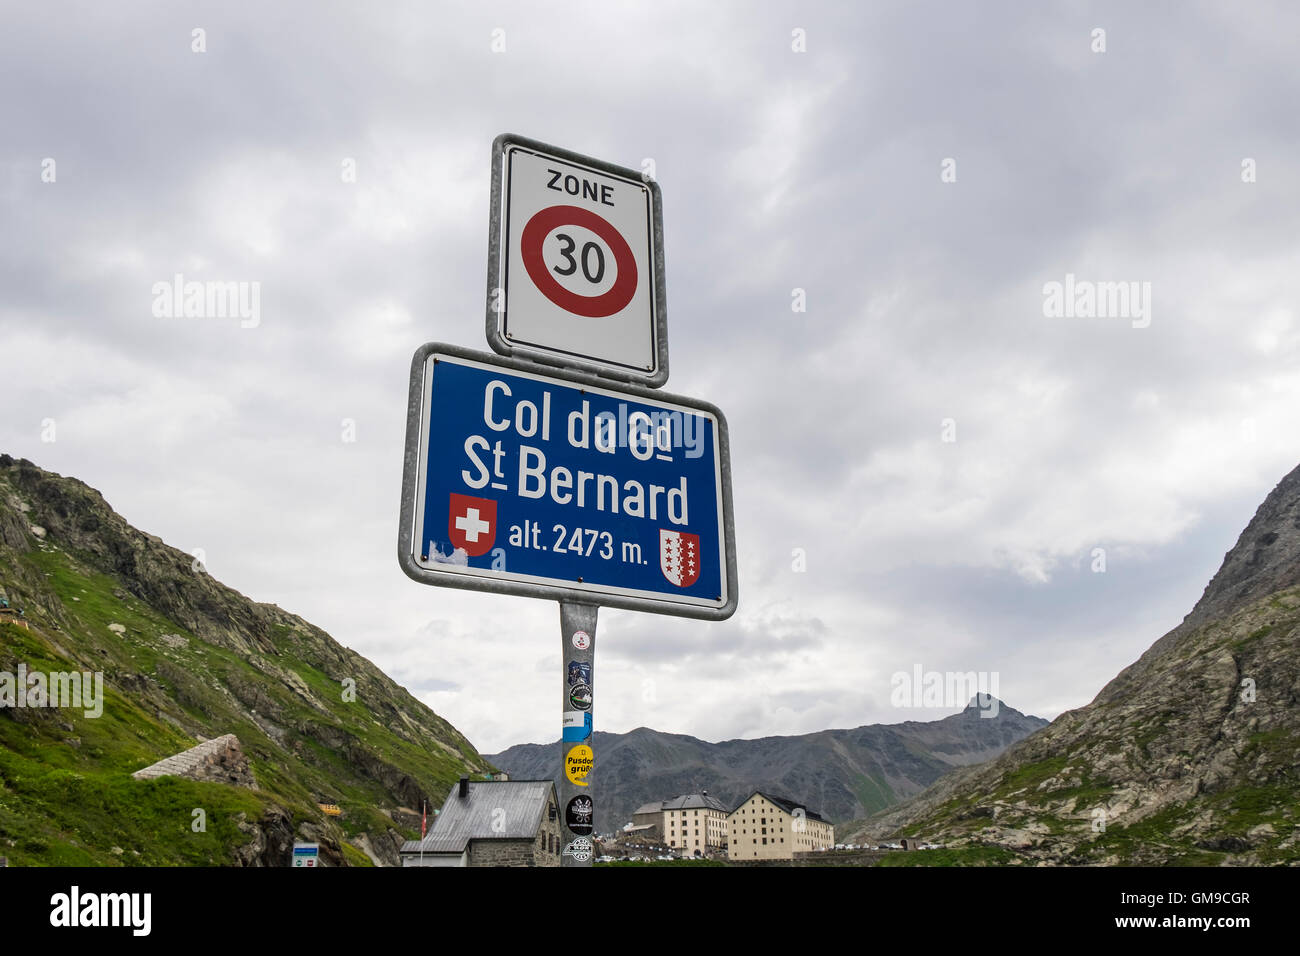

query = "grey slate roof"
(661, 793), (730, 813)
(400, 779), (557, 855)
(632, 800), (665, 815)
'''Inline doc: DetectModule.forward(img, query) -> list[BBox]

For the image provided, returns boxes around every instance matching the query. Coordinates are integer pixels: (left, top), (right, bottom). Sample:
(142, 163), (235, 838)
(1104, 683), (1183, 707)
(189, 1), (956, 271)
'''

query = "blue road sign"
(399, 344), (737, 619)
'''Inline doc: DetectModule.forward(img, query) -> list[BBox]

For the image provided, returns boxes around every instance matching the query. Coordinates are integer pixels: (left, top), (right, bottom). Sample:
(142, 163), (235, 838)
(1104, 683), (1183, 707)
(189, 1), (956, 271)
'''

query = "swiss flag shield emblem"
(448, 493), (497, 557)
(660, 529), (701, 587)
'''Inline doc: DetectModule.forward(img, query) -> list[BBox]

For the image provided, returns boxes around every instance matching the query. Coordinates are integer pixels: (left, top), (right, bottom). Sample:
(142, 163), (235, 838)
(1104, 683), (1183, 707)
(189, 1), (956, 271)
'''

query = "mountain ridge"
(488, 697), (1047, 832)
(841, 461), (1300, 865)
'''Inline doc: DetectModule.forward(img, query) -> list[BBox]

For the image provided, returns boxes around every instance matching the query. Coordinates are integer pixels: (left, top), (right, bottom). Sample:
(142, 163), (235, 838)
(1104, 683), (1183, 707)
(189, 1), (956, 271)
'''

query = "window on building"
(762, 838), (767, 845)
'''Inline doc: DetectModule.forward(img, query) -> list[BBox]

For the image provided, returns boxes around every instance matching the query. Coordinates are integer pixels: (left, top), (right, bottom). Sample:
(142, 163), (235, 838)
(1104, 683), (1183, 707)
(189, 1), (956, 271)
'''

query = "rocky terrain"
(0, 455), (490, 866)
(841, 462), (1300, 865)
(489, 699), (1047, 832)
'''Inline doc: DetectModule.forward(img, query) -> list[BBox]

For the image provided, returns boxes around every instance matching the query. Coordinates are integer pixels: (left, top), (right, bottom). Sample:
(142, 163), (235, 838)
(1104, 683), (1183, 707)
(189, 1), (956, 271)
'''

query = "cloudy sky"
(3, 1), (1298, 754)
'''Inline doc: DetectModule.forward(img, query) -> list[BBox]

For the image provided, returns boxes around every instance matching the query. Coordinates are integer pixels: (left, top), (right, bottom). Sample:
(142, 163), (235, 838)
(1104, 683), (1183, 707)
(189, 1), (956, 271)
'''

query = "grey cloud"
(4, 1), (1299, 754)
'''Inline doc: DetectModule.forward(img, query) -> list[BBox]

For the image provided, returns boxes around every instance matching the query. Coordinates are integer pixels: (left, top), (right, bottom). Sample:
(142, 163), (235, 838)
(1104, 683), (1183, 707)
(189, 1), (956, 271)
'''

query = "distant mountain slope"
(842, 462), (1300, 865)
(488, 701), (1047, 833)
(0, 455), (490, 866)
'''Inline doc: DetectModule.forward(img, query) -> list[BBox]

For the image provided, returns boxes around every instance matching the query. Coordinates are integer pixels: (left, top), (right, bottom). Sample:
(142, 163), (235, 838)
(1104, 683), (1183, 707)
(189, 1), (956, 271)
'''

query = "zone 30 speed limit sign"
(486, 134), (670, 387)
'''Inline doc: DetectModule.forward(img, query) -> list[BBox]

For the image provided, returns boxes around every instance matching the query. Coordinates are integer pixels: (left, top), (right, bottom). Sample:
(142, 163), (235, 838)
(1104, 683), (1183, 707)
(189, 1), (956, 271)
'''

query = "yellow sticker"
(565, 745), (594, 787)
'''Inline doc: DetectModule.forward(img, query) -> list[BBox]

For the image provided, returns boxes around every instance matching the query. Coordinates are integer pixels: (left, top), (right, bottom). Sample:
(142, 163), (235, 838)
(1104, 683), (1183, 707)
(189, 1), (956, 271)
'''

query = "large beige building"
(636, 793), (730, 856)
(727, 791), (834, 861)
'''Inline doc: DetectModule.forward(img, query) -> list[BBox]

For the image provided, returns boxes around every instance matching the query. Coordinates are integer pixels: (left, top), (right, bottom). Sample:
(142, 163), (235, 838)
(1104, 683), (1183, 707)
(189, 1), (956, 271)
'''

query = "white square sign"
(486, 134), (669, 387)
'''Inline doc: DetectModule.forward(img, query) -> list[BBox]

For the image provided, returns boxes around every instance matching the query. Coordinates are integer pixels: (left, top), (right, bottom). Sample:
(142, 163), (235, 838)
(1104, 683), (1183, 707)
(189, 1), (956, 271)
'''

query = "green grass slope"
(0, 456), (491, 865)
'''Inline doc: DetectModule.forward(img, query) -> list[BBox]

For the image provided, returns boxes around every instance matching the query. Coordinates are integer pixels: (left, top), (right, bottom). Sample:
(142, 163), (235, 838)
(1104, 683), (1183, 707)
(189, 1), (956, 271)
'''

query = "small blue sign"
(291, 842), (319, 868)
(406, 348), (733, 615)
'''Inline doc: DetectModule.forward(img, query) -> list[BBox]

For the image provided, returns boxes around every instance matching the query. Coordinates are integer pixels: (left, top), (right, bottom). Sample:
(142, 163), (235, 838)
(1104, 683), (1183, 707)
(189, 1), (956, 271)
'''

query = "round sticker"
(566, 795), (594, 835)
(563, 837), (593, 862)
(571, 630), (591, 650)
(520, 205), (638, 317)
(565, 744), (594, 786)
(569, 682), (593, 711)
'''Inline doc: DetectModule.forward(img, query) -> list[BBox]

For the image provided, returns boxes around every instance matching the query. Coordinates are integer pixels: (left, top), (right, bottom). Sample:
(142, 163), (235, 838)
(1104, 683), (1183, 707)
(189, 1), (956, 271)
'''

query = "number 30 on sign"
(486, 134), (670, 387)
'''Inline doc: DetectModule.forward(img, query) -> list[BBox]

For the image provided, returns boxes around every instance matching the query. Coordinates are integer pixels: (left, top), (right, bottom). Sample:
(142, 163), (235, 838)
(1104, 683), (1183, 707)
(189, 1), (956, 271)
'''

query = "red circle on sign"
(520, 205), (638, 318)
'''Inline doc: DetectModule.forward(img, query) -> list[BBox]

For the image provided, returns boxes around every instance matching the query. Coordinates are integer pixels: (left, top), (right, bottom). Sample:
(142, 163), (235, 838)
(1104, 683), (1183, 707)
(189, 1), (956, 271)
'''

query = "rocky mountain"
(0, 455), (490, 866)
(842, 462), (1300, 865)
(488, 700), (1047, 833)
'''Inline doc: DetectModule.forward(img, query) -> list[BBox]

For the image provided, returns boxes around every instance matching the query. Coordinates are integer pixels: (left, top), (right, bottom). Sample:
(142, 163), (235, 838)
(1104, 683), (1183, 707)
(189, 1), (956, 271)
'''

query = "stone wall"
(465, 819), (564, 867)
(538, 805), (562, 866)
(468, 839), (539, 867)
(131, 733), (257, 788)
(729, 848), (892, 867)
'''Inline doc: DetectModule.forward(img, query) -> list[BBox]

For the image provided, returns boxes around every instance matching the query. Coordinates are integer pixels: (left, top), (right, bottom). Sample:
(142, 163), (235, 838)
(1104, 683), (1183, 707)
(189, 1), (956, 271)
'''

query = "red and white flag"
(660, 529), (701, 587)
(421, 801), (427, 839)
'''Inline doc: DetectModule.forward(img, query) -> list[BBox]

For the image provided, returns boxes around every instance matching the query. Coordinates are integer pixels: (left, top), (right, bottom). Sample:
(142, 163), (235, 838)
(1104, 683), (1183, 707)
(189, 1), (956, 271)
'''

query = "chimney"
(458, 776), (469, 799)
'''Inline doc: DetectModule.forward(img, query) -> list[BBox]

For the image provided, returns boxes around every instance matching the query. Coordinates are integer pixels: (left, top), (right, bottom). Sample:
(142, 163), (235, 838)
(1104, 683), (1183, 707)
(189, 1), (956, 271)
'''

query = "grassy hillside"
(0, 456), (491, 865)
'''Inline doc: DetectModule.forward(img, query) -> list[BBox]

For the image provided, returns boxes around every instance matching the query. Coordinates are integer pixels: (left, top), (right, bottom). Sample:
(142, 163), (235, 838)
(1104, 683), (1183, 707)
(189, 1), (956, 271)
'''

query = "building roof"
(730, 790), (830, 824)
(399, 779), (557, 855)
(661, 792), (730, 813)
(632, 801), (665, 815)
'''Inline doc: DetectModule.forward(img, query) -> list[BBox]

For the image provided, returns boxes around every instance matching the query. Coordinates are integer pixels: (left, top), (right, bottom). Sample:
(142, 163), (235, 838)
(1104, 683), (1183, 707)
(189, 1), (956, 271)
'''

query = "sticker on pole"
(565, 745), (594, 786)
(562, 711), (592, 742)
(487, 134), (669, 387)
(566, 796), (594, 835)
(562, 837), (593, 861)
(398, 344), (738, 621)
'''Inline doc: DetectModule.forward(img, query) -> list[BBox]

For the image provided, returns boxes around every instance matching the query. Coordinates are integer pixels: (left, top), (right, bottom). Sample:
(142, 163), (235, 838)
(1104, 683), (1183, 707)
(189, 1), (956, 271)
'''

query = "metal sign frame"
(485, 133), (671, 388)
(398, 342), (736, 621)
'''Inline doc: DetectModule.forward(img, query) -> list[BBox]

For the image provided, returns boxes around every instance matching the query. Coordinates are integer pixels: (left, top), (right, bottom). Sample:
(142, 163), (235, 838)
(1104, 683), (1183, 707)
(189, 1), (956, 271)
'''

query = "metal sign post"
(558, 602), (597, 866)
(399, 135), (737, 873)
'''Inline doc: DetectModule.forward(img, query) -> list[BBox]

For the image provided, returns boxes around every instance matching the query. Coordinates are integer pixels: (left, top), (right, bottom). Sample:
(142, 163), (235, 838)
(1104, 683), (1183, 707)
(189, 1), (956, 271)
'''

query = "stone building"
(631, 800), (665, 837)
(727, 791), (834, 861)
(400, 777), (563, 867)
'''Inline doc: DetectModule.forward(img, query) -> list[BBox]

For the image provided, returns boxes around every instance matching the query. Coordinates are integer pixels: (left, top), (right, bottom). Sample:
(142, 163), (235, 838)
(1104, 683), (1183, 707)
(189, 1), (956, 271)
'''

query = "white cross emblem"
(455, 507), (491, 542)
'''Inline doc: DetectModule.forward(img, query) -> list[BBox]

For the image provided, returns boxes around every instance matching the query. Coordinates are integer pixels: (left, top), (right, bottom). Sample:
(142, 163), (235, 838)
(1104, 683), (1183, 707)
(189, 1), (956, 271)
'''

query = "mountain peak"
(1182, 461), (1300, 631)
(957, 694), (1014, 717)
(843, 460), (1300, 865)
